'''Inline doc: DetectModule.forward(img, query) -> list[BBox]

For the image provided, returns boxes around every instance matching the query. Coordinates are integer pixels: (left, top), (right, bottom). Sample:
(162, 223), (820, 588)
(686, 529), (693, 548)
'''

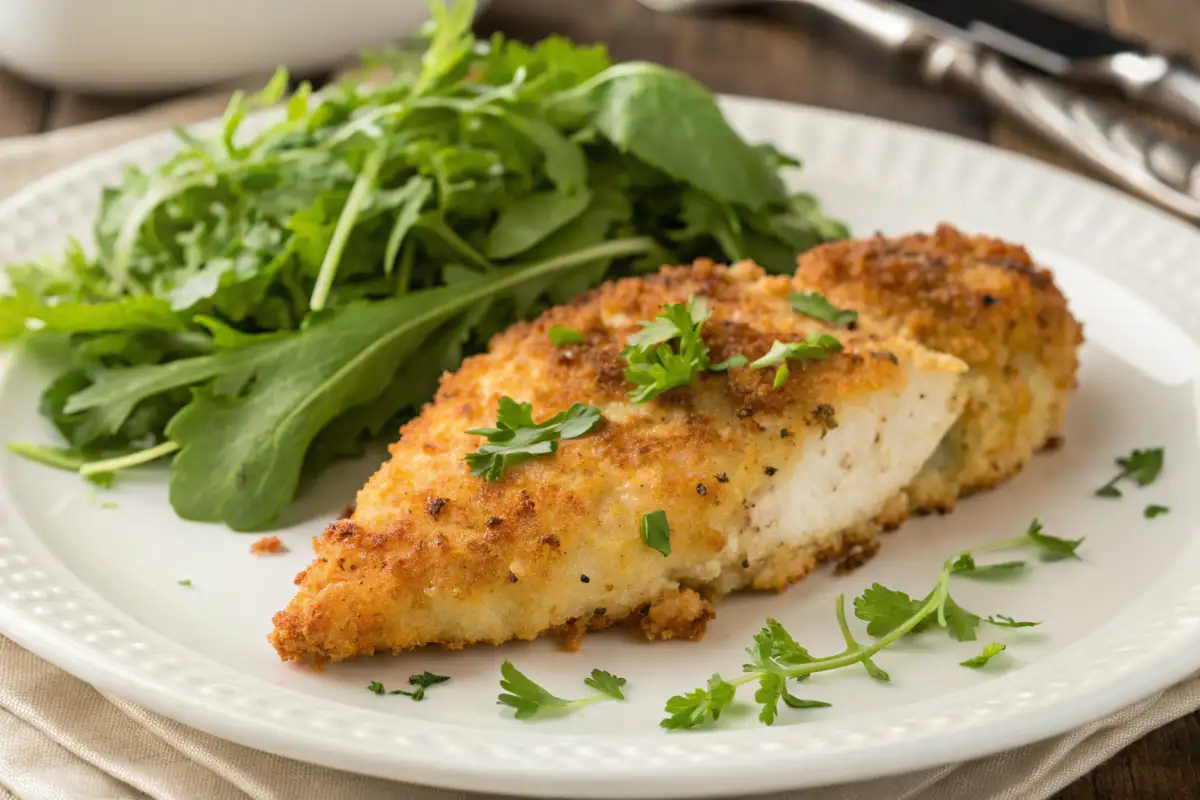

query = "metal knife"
(780, 0), (1200, 221)
(892, 0), (1200, 131)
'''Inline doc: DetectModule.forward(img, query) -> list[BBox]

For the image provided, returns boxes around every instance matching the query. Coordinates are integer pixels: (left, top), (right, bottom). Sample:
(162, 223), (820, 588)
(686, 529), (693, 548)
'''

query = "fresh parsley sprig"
(367, 671), (451, 701)
(623, 298), (714, 403)
(661, 519), (1083, 730)
(960, 642), (1006, 668)
(748, 332), (842, 388)
(1095, 447), (1164, 498)
(466, 397), (602, 481)
(498, 661), (627, 719)
(789, 291), (857, 328)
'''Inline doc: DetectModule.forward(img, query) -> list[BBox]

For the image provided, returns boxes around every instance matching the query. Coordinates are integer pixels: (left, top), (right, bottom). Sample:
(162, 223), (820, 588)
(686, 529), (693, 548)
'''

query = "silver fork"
(636, 0), (1200, 221)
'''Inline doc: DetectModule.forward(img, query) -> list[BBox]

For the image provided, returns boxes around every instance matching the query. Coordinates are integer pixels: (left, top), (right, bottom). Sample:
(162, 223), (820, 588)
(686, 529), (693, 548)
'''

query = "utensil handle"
(925, 40), (1200, 222)
(1145, 63), (1200, 131)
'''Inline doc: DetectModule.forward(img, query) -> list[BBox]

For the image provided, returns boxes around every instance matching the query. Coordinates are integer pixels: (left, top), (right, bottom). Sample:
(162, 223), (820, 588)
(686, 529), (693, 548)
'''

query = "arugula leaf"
(640, 509), (671, 556)
(486, 189), (592, 259)
(548, 326), (583, 346)
(623, 297), (712, 403)
(789, 291), (857, 327)
(465, 397), (603, 481)
(986, 614), (1040, 629)
(660, 674), (737, 730)
(583, 669), (627, 700)
(588, 64), (787, 211)
(1145, 504), (1170, 519)
(72, 251), (633, 530)
(1096, 447), (1164, 497)
(960, 642), (1007, 669)
(1, 0), (849, 530)
(1024, 518), (1084, 561)
(499, 661), (627, 719)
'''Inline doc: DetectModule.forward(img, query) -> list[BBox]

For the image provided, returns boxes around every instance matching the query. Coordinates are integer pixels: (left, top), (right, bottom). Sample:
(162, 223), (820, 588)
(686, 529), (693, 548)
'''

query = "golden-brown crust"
(270, 259), (961, 665)
(796, 224), (1083, 509)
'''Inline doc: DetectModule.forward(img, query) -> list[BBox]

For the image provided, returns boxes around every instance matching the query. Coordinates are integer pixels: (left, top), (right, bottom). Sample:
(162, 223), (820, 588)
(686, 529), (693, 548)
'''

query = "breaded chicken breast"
(794, 225), (1083, 515)
(271, 260), (966, 664)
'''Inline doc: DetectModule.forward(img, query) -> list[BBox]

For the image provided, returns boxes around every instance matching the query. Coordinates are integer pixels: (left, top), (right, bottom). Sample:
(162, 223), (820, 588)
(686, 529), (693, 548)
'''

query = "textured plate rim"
(0, 95), (1199, 798)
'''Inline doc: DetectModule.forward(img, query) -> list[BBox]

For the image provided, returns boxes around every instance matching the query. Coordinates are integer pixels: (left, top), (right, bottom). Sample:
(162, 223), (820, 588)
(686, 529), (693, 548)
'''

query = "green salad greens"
(0, 0), (847, 531)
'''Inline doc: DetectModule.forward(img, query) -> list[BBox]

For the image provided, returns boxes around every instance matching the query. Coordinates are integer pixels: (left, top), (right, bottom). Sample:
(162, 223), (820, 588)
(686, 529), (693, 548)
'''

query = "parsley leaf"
(548, 326), (584, 346)
(1096, 447), (1164, 497)
(709, 354), (747, 371)
(853, 583), (934, 638)
(466, 398), (603, 481)
(950, 552), (1028, 579)
(499, 661), (627, 719)
(661, 674), (737, 730)
(940, 593), (981, 642)
(622, 297), (712, 403)
(366, 672), (451, 701)
(1145, 504), (1170, 519)
(749, 332), (842, 387)
(583, 669), (627, 700)
(640, 509), (671, 557)
(789, 291), (857, 327)
(960, 642), (1007, 668)
(1024, 518), (1084, 561)
(986, 614), (1040, 628)
(177, 579), (192, 587)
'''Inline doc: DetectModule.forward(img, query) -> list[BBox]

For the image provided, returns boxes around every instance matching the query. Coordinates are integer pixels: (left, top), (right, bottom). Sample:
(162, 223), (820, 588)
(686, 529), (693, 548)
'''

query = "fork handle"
(922, 39), (1200, 222)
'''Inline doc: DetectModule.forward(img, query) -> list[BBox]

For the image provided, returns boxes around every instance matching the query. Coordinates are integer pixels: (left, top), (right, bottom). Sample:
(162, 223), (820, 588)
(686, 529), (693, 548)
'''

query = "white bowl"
(0, 0), (485, 93)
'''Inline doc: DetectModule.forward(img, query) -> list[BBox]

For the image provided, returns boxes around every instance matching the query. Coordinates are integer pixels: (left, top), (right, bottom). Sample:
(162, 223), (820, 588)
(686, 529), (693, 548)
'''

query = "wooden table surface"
(1, 0), (1198, 797)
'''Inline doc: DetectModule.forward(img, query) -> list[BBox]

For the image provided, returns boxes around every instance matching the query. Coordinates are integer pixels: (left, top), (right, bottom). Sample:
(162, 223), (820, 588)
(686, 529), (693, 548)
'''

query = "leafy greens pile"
(0, 0), (847, 531)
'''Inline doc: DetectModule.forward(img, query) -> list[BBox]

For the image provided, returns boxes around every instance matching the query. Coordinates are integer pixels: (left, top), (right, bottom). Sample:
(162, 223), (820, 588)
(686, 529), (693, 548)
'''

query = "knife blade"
(889, 0), (1200, 129)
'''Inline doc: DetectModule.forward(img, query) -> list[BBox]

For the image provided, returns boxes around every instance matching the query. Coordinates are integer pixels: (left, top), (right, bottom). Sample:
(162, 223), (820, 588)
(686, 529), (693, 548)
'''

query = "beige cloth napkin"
(2, 88), (1199, 800)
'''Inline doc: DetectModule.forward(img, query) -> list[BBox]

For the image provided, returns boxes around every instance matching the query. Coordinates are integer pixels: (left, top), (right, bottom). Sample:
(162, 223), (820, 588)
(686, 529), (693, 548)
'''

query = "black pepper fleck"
(981, 294), (997, 307)
(742, 558), (750, 569)
(486, 516), (502, 527)
(508, 572), (519, 583)
(696, 483), (707, 496)
(764, 466), (777, 476)
(426, 497), (447, 519)
(580, 574), (590, 584)
(594, 607), (606, 617)
(639, 605), (650, 617)
(716, 473), (730, 483)
(781, 428), (790, 438)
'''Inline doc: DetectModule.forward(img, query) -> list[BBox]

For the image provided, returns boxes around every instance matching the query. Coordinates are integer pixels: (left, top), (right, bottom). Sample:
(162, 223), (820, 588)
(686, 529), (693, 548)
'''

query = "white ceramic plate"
(0, 97), (1199, 799)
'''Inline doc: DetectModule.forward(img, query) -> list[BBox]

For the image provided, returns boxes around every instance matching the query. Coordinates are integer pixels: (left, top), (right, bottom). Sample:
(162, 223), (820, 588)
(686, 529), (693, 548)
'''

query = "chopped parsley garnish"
(986, 614), (1040, 628)
(749, 332), (842, 387)
(1024, 518), (1084, 561)
(660, 519), (1082, 730)
(465, 397), (602, 481)
(789, 291), (857, 327)
(710, 354), (747, 371)
(367, 672), (450, 701)
(548, 326), (583, 346)
(640, 510), (671, 556)
(1095, 447), (1164, 497)
(960, 642), (1006, 669)
(177, 579), (192, 587)
(498, 661), (626, 719)
(623, 297), (713, 403)
(1145, 504), (1170, 519)
(949, 553), (1027, 579)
